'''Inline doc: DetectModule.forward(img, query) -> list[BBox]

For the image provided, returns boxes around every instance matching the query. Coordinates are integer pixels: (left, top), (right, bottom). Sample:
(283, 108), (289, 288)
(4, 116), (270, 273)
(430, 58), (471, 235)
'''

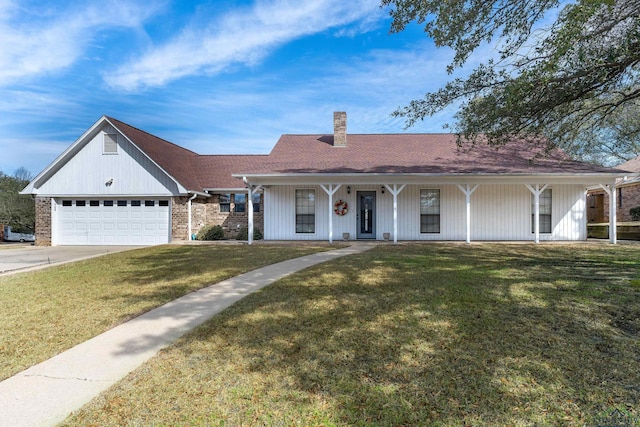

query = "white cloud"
(0, 0), (162, 86)
(104, 0), (383, 91)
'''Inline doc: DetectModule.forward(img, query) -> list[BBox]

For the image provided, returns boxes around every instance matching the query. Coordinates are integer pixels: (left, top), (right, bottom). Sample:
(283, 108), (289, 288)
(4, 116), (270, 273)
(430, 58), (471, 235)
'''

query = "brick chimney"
(333, 111), (347, 147)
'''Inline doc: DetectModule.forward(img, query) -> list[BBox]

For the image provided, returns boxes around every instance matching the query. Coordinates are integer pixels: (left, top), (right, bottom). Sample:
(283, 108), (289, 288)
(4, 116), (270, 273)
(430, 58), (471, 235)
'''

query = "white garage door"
(58, 199), (170, 245)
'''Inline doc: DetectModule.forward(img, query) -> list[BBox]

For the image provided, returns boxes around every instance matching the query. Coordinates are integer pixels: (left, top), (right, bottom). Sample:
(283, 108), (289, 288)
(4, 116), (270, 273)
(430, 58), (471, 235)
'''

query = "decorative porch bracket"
(384, 184), (407, 244)
(598, 184), (617, 244)
(525, 184), (548, 244)
(245, 180), (262, 245)
(456, 184), (479, 244)
(320, 184), (342, 243)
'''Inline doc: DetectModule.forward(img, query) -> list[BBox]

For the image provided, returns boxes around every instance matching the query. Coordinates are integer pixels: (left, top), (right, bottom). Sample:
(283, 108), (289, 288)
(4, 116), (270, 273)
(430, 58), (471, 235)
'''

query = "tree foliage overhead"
(0, 169), (34, 233)
(382, 0), (640, 163)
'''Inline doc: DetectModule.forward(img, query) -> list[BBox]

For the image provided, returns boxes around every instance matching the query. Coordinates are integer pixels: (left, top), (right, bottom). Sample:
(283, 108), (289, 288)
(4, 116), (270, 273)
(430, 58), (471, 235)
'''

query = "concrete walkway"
(0, 244), (373, 427)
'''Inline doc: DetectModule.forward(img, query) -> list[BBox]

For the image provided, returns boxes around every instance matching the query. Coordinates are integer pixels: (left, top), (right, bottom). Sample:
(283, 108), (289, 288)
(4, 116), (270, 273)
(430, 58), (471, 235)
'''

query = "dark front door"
(588, 193), (605, 223)
(357, 191), (376, 239)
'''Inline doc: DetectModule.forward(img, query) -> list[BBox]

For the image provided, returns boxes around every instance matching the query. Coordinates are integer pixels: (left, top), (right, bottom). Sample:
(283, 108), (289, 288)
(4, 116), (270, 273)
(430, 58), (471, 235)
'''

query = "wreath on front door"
(334, 199), (348, 216)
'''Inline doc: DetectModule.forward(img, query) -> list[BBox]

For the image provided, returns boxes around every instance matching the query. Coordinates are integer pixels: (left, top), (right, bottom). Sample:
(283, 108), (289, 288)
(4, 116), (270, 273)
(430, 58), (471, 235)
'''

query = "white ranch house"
(22, 113), (631, 245)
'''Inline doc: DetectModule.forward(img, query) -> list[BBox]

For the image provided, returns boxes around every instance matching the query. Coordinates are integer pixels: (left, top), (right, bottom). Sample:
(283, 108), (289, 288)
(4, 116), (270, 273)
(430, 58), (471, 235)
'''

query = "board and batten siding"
(264, 184), (586, 241)
(35, 125), (181, 196)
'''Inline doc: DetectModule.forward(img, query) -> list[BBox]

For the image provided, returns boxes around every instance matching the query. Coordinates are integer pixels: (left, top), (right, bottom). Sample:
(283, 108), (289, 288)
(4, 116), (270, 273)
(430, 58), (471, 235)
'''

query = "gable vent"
(103, 133), (118, 154)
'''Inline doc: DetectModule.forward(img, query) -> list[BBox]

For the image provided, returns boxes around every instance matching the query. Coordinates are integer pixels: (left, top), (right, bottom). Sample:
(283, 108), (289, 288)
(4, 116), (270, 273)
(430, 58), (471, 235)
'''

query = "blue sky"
(0, 0), (486, 177)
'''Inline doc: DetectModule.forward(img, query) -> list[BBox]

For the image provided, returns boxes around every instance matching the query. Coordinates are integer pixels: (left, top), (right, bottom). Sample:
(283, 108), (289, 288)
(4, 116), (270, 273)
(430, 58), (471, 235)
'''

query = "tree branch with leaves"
(382, 0), (640, 164)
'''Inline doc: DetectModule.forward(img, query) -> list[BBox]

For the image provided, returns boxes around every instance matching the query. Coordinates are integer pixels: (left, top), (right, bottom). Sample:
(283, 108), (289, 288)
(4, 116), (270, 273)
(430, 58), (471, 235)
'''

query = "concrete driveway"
(0, 245), (144, 275)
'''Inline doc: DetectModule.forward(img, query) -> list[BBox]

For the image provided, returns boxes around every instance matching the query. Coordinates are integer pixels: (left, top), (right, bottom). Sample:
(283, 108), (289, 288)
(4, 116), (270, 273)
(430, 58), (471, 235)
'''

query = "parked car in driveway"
(3, 226), (35, 242)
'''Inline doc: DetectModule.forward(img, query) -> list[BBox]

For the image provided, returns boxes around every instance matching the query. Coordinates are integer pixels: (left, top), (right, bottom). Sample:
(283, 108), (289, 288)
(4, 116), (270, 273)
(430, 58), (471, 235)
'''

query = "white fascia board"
(36, 193), (177, 198)
(203, 187), (248, 192)
(21, 116), (110, 194)
(105, 117), (189, 195)
(234, 172), (630, 187)
(189, 190), (211, 197)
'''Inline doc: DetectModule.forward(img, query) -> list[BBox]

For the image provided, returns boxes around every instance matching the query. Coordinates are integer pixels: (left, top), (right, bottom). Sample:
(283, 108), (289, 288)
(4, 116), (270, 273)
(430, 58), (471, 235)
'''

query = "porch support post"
(456, 184), (479, 244)
(243, 177), (262, 245)
(598, 184), (617, 244)
(187, 193), (197, 241)
(525, 184), (548, 244)
(384, 184), (407, 244)
(320, 184), (341, 243)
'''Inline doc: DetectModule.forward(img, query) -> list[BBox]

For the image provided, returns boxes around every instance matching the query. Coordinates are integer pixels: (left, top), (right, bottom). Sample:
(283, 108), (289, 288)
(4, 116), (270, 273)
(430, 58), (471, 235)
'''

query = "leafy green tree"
(382, 0), (640, 164)
(0, 169), (35, 233)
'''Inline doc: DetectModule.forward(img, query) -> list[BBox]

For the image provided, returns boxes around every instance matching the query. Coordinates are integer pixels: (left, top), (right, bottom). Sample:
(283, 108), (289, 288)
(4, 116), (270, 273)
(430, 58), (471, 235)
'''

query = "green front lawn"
(0, 243), (334, 380)
(63, 243), (640, 426)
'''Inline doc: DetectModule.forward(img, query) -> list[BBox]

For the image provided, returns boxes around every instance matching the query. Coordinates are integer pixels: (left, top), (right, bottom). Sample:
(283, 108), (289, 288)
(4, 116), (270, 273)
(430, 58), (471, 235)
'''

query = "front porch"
(241, 176), (621, 245)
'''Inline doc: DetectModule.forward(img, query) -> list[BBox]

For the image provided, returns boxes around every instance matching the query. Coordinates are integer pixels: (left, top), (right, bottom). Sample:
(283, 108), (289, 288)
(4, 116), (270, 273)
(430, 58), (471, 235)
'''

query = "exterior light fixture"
(347, 186), (351, 194)
(381, 186), (385, 194)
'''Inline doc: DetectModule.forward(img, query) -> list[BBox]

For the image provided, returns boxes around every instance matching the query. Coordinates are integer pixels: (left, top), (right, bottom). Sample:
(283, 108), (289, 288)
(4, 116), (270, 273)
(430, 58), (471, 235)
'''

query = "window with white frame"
(420, 189), (440, 233)
(219, 194), (230, 212)
(234, 193), (246, 213)
(252, 192), (261, 213)
(296, 189), (315, 233)
(531, 188), (552, 233)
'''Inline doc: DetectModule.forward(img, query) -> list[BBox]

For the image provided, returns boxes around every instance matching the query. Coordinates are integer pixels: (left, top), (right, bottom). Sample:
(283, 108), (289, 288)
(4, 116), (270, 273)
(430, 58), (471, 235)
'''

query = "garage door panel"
(62, 221), (76, 231)
(57, 199), (170, 245)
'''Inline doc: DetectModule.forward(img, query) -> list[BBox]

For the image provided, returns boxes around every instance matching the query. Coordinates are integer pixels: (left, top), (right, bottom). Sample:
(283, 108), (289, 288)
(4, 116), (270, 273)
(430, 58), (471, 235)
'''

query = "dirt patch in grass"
(0, 244), (335, 380)
(64, 244), (640, 426)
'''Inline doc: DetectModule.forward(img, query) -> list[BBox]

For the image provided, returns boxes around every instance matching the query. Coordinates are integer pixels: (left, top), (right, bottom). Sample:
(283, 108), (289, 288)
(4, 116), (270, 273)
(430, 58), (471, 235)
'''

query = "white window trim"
(295, 188), (316, 234)
(531, 188), (553, 234)
(420, 188), (441, 234)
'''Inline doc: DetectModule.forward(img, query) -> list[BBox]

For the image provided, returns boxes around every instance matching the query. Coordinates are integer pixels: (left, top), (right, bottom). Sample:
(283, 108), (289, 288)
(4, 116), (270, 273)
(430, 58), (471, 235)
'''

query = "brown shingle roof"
(107, 117), (265, 191)
(617, 156), (640, 173)
(235, 134), (623, 175)
(106, 117), (626, 192)
(107, 117), (203, 191)
(196, 155), (269, 189)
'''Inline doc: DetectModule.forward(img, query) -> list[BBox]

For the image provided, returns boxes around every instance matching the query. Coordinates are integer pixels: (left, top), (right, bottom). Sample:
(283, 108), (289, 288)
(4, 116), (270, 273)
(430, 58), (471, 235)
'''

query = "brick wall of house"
(587, 183), (640, 223)
(619, 184), (640, 221)
(173, 193), (265, 241)
(172, 196), (190, 241)
(35, 196), (52, 246)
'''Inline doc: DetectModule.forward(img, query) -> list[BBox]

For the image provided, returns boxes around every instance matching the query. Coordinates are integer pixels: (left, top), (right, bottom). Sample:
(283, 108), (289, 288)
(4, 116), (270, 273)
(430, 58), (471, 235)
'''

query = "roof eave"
(235, 171), (631, 186)
(203, 187), (249, 192)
